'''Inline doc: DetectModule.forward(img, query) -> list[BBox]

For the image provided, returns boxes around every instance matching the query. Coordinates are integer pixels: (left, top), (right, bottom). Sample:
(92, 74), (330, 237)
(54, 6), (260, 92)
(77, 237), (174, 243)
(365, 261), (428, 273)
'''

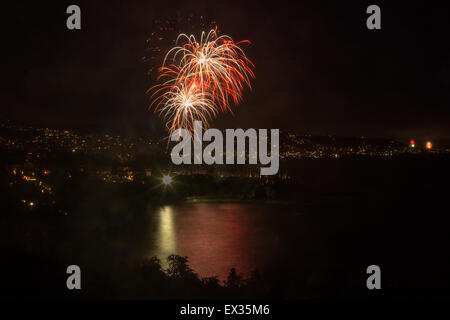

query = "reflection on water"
(147, 202), (299, 279)
(156, 206), (176, 259)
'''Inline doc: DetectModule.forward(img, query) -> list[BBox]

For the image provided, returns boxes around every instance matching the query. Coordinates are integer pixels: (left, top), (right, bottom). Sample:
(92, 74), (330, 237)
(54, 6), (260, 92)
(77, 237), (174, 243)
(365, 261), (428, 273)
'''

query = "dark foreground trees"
(0, 250), (276, 299)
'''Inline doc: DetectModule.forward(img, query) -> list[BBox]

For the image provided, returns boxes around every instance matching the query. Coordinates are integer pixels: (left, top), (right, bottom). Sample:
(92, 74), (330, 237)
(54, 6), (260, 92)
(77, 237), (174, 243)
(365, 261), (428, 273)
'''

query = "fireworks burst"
(148, 28), (254, 135)
(151, 80), (217, 134)
(163, 29), (254, 112)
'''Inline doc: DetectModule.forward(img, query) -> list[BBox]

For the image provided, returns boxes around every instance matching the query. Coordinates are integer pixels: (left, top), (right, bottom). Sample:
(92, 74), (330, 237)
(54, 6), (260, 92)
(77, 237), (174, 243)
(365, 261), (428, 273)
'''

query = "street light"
(162, 175), (172, 185)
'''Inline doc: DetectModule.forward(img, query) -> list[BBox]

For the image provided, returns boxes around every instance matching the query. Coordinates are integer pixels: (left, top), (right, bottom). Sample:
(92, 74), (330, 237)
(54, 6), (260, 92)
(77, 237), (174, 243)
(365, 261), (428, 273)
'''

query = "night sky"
(2, 0), (450, 141)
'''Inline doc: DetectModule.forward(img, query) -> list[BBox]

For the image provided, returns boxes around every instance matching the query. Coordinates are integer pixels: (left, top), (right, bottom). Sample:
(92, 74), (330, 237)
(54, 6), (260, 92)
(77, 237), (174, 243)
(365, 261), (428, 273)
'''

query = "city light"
(162, 175), (173, 185)
(410, 139), (415, 148)
(426, 141), (432, 150)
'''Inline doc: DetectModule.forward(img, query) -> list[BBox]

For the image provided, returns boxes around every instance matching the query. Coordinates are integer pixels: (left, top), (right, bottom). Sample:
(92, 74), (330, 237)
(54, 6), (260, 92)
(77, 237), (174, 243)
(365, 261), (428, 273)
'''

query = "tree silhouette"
(224, 267), (243, 289)
(166, 254), (197, 280)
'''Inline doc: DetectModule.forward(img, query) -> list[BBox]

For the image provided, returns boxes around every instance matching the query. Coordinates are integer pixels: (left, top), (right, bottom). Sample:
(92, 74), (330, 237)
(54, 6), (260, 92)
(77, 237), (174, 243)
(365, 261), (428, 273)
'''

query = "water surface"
(145, 202), (303, 279)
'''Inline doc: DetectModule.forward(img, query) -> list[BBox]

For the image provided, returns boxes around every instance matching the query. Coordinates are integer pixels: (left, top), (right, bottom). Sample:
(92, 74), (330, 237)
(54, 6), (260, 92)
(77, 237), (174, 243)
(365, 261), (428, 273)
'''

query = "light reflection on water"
(147, 202), (299, 279)
(156, 206), (176, 260)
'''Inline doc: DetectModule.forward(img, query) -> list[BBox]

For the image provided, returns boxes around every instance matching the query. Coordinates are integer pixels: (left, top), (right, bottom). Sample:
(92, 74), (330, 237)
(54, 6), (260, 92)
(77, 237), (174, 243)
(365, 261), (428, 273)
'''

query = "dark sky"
(2, 0), (450, 141)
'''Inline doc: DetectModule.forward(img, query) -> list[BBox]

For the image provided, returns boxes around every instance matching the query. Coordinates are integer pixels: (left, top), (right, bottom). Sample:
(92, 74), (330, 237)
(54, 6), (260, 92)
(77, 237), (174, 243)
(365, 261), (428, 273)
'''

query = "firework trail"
(148, 28), (254, 135)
